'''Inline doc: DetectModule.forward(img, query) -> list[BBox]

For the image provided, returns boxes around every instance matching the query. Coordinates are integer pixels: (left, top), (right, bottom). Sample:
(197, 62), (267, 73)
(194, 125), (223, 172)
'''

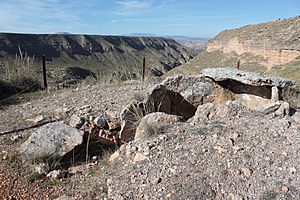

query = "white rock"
(133, 153), (148, 162)
(47, 170), (63, 179)
(10, 134), (23, 142)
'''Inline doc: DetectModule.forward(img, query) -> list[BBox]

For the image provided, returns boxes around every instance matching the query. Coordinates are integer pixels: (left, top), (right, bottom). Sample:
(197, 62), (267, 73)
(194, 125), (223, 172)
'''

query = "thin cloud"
(116, 0), (152, 9)
(113, 0), (154, 16)
(0, 0), (97, 33)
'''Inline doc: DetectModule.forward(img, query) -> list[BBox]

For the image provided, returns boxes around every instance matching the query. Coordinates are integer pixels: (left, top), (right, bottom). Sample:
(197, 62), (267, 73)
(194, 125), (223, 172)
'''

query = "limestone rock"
(69, 114), (85, 128)
(18, 122), (84, 159)
(135, 112), (184, 140)
(162, 75), (206, 93)
(162, 75), (226, 107)
(258, 101), (290, 116)
(291, 111), (300, 127)
(190, 101), (241, 122)
(202, 67), (295, 88)
(237, 94), (272, 112)
(120, 83), (199, 143)
(274, 101), (290, 116)
(271, 86), (279, 102)
(180, 82), (219, 106)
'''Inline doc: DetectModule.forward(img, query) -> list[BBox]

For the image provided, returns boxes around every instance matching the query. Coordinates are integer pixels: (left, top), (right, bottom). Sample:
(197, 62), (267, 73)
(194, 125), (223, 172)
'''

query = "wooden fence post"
(237, 59), (240, 70)
(42, 55), (47, 90)
(142, 57), (146, 81)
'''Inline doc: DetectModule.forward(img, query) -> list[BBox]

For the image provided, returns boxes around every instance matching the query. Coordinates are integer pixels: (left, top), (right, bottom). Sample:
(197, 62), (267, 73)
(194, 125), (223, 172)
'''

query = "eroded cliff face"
(0, 33), (195, 81)
(207, 16), (300, 69)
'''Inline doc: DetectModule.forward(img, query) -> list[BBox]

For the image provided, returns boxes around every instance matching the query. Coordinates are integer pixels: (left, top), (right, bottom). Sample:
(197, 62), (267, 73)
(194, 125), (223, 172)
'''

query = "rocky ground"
(0, 72), (299, 200)
(108, 104), (300, 199)
(0, 81), (153, 199)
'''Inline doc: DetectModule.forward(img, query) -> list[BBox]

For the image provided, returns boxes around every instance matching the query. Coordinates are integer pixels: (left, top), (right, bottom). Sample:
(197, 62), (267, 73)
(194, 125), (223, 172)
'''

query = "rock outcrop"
(19, 68), (293, 161)
(119, 68), (295, 144)
(206, 16), (300, 68)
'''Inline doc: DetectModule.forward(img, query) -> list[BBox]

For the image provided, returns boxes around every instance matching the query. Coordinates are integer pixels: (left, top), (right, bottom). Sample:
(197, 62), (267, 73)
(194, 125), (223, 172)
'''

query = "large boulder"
(162, 75), (227, 107)
(202, 67), (295, 87)
(135, 112), (184, 140)
(18, 121), (84, 159)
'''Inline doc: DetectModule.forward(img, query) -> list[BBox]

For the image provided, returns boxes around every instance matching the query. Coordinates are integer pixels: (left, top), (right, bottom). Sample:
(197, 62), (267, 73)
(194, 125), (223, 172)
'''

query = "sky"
(0, 0), (299, 38)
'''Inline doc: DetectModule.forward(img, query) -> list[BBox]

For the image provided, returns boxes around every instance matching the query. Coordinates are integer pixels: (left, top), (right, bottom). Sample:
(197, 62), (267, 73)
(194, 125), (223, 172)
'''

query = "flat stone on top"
(202, 68), (295, 88)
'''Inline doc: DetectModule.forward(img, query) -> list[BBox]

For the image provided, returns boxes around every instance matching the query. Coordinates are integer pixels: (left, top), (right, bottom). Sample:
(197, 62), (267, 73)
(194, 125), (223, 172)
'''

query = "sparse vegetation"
(139, 121), (158, 137)
(30, 152), (62, 172)
(8, 152), (23, 169)
(0, 47), (42, 102)
(27, 173), (44, 183)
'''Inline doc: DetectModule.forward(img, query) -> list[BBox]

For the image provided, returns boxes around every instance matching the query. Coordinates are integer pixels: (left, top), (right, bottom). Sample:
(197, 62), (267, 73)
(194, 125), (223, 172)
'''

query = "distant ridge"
(0, 33), (195, 85)
(127, 33), (209, 51)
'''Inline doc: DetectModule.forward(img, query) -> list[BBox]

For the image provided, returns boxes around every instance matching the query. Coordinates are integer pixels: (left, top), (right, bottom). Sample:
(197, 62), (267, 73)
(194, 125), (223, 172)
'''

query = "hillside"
(0, 33), (195, 86)
(166, 16), (300, 83)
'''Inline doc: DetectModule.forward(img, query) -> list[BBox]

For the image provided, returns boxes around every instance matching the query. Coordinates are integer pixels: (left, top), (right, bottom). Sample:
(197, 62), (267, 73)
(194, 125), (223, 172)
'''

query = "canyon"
(0, 33), (195, 84)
